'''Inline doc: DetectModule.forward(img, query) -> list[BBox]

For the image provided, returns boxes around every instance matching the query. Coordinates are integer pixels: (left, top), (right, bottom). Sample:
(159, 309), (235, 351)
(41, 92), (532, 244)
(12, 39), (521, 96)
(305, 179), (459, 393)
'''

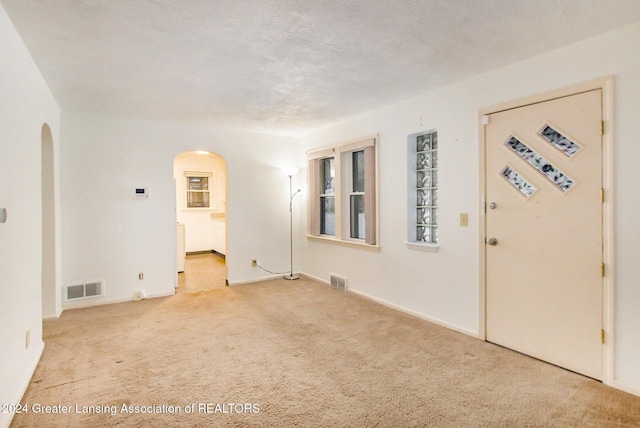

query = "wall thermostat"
(134, 187), (148, 198)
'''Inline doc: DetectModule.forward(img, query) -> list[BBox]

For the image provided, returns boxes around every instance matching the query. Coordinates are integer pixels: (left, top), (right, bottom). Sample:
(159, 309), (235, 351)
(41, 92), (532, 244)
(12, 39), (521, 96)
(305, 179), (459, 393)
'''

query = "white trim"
(183, 171), (213, 177)
(306, 234), (380, 251)
(348, 287), (479, 338)
(306, 146), (335, 160)
(336, 136), (376, 153)
(180, 209), (221, 213)
(299, 271), (329, 285)
(228, 274), (285, 286)
(611, 380), (640, 398)
(405, 242), (440, 252)
(61, 290), (175, 310)
(299, 272), (478, 337)
(478, 76), (615, 387)
(1, 341), (45, 428)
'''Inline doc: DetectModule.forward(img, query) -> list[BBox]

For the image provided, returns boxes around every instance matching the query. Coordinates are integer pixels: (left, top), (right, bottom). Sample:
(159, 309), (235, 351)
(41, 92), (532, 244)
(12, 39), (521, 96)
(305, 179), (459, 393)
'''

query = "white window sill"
(307, 234), (381, 252)
(405, 242), (440, 252)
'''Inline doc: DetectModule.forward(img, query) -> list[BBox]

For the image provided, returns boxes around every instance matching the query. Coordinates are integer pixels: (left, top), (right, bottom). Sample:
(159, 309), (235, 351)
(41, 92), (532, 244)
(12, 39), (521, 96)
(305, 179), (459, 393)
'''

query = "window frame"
(319, 157), (336, 236)
(184, 171), (213, 210)
(307, 136), (379, 250)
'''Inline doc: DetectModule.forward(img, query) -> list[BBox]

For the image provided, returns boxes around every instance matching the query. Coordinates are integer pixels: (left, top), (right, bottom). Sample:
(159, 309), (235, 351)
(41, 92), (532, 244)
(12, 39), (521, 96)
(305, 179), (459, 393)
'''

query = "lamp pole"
(284, 172), (300, 280)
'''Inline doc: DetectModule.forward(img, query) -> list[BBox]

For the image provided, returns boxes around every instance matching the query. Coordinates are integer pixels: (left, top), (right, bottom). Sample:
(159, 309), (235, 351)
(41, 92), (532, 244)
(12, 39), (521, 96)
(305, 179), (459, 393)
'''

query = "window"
(409, 131), (438, 245)
(185, 172), (212, 208)
(320, 157), (335, 235)
(349, 150), (365, 239)
(307, 136), (378, 247)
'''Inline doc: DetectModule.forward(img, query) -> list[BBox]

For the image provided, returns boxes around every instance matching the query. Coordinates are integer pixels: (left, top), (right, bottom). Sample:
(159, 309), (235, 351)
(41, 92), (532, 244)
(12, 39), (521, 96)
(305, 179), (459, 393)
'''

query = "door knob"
(489, 202), (497, 209)
(486, 237), (498, 246)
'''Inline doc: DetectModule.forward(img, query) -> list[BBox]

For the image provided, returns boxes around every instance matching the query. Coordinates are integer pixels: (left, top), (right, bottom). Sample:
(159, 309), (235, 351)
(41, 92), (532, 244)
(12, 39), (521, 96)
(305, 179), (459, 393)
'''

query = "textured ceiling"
(3, 0), (640, 136)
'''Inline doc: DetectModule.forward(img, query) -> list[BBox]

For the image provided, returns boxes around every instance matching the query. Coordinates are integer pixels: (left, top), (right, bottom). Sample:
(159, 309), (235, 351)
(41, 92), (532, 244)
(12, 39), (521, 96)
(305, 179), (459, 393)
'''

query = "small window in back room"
(185, 172), (212, 208)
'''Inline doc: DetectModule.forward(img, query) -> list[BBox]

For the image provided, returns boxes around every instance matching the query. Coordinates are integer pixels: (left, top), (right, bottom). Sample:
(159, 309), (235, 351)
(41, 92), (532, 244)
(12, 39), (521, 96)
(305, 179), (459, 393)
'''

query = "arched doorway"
(41, 123), (58, 318)
(173, 150), (228, 292)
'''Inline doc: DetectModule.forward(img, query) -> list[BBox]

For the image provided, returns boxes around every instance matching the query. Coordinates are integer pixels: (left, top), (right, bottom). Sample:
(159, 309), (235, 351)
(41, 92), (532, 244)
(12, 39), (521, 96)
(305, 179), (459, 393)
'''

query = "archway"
(173, 150), (228, 291)
(41, 123), (57, 318)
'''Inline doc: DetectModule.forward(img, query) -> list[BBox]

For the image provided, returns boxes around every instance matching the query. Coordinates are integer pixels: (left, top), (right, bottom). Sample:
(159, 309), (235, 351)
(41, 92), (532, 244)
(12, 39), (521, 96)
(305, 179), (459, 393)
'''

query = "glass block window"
(415, 131), (438, 243)
(320, 157), (335, 236)
(539, 124), (580, 157)
(186, 174), (211, 208)
(501, 165), (537, 197)
(505, 135), (575, 192)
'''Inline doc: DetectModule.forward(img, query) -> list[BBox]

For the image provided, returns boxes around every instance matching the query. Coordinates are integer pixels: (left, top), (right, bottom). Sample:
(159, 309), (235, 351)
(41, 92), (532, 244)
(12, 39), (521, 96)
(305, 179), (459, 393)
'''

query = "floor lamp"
(283, 167), (301, 280)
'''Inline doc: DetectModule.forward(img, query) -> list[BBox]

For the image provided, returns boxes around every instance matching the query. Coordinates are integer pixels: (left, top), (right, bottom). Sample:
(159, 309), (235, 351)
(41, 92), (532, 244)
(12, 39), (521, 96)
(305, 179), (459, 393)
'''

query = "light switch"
(460, 213), (469, 227)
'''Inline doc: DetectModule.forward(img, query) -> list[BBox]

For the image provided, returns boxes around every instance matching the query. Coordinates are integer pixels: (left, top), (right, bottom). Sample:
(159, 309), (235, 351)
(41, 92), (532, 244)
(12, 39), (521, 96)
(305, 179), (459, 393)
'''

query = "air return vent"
(330, 274), (348, 291)
(64, 281), (104, 302)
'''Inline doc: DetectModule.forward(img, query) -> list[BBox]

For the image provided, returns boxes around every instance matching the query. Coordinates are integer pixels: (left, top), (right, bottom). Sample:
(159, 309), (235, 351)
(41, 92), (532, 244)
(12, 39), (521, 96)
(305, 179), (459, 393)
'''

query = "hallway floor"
(177, 252), (226, 293)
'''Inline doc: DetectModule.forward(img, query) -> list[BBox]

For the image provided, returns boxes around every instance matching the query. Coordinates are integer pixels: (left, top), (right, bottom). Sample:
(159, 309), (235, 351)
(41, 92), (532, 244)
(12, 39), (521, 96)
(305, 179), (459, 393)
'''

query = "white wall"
(60, 110), (300, 306)
(174, 151), (227, 253)
(300, 22), (640, 394)
(0, 4), (61, 428)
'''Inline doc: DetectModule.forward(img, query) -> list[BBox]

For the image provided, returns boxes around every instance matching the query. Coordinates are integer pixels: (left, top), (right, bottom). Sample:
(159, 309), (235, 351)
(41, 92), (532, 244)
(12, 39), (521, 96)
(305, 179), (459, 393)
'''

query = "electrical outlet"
(251, 259), (257, 267)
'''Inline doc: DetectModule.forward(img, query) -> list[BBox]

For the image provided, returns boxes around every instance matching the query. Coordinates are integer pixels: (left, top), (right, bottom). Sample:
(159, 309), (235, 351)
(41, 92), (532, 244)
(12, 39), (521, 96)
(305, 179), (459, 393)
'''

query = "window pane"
(417, 152), (431, 170)
(505, 135), (574, 192)
(187, 191), (209, 208)
(321, 158), (335, 195)
(417, 170), (436, 188)
(320, 196), (335, 236)
(417, 189), (432, 207)
(414, 131), (438, 244)
(417, 226), (438, 243)
(352, 150), (365, 193)
(350, 195), (365, 239)
(417, 134), (431, 152)
(417, 226), (431, 242)
(188, 177), (208, 191)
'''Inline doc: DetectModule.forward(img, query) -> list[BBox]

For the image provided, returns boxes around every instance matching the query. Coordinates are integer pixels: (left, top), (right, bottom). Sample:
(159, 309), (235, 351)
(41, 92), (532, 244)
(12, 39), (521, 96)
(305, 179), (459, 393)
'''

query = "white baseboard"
(229, 274), (284, 286)
(611, 379), (640, 398)
(299, 272), (330, 285)
(346, 288), (480, 339)
(299, 271), (478, 338)
(0, 341), (45, 428)
(61, 290), (175, 311)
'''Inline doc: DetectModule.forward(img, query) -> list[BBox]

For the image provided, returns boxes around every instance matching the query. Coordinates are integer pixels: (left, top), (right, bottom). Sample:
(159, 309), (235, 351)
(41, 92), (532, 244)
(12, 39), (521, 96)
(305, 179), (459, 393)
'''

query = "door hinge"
(601, 262), (605, 277)
(600, 188), (604, 203)
(601, 329), (605, 344)
(601, 120), (605, 135)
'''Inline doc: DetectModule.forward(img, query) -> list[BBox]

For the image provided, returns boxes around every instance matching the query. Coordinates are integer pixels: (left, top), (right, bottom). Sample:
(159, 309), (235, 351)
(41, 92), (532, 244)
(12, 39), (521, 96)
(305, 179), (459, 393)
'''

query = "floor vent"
(65, 281), (104, 302)
(330, 274), (348, 291)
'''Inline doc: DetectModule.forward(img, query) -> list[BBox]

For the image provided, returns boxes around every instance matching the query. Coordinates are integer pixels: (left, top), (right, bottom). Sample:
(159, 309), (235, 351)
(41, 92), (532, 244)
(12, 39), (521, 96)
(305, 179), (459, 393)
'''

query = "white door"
(485, 90), (603, 380)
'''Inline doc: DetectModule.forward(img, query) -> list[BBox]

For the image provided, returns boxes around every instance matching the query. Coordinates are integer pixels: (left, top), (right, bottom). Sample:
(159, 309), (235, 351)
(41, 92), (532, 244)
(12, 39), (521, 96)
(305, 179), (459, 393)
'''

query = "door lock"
(486, 237), (498, 246)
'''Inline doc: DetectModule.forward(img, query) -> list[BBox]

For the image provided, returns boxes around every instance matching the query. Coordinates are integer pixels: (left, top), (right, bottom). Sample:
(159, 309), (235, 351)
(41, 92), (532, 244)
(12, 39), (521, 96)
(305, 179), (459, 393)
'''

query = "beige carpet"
(11, 276), (640, 427)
